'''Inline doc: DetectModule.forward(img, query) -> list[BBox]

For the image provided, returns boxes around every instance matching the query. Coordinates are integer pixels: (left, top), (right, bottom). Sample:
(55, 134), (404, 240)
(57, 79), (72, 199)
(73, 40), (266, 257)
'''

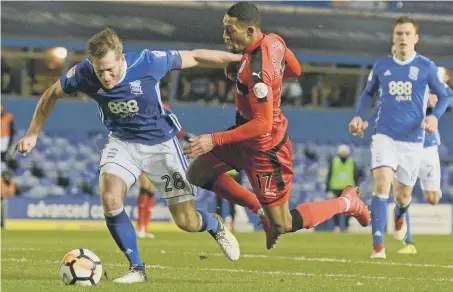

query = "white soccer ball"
(60, 248), (103, 286)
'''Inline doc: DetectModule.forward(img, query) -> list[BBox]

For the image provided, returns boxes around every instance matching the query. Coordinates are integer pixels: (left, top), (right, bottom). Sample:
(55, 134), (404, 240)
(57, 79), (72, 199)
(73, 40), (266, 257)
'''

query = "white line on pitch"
(181, 251), (453, 269)
(2, 257), (452, 283)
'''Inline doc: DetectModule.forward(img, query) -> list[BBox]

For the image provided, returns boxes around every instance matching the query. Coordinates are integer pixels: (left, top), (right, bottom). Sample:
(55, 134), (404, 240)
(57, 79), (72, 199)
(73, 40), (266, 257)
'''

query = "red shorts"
(207, 133), (293, 207)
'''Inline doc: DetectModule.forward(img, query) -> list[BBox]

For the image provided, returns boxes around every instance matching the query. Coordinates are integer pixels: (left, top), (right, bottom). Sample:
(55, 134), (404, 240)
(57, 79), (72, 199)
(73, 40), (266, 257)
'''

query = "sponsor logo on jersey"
(384, 70), (392, 76)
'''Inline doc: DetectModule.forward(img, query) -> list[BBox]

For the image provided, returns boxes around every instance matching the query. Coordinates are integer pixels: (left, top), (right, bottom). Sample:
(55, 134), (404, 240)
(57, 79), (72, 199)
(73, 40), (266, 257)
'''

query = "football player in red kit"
(185, 1), (370, 249)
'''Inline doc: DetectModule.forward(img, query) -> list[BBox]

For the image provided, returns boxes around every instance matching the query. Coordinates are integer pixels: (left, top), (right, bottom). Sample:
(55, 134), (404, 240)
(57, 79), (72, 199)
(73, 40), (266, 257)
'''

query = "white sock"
(104, 206), (124, 217)
(196, 211), (203, 231)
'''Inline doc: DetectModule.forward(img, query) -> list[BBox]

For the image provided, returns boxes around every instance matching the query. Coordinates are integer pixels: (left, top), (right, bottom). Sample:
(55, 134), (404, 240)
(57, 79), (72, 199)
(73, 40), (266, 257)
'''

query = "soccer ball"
(60, 249), (102, 286)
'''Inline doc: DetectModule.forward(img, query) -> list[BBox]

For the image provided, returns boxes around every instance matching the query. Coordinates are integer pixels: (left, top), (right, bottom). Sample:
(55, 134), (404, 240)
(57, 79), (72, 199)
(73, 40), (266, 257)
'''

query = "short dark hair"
(227, 1), (260, 27)
(393, 16), (419, 33)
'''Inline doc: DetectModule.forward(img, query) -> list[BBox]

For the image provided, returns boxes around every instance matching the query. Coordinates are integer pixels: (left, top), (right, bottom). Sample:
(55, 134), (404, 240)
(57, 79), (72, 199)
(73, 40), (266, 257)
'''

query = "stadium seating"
(8, 129), (453, 205)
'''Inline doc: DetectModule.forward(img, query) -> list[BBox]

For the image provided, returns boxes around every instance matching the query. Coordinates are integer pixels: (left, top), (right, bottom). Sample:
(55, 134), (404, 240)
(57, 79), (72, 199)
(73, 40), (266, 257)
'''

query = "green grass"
(2, 230), (453, 292)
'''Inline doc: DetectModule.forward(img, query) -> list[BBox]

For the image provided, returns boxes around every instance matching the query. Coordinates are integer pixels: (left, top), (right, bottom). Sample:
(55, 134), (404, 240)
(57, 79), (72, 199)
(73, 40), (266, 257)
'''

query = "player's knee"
(101, 191), (123, 212)
(394, 191), (411, 206)
(373, 177), (391, 194)
(424, 191), (440, 205)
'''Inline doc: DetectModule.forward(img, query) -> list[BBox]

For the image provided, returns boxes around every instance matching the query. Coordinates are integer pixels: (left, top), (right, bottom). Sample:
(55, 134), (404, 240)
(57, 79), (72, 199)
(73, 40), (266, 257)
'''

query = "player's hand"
(349, 116), (366, 137)
(422, 115), (438, 134)
(12, 134), (38, 156)
(184, 134), (214, 158)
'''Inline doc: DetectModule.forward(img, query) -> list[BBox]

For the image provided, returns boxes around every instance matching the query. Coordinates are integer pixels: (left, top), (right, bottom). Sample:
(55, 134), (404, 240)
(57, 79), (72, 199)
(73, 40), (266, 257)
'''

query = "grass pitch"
(2, 230), (452, 292)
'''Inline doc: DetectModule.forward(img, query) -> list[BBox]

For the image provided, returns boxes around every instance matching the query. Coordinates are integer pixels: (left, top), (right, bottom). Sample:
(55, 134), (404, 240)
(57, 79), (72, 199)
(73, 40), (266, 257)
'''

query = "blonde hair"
(86, 27), (123, 60)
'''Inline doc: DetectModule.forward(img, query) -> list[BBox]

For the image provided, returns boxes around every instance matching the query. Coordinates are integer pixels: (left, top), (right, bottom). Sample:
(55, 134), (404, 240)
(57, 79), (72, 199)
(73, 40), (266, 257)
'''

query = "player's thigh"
(99, 137), (141, 209)
(99, 173), (128, 211)
(371, 134), (399, 194)
(142, 137), (196, 206)
(371, 134), (398, 170)
(372, 166), (395, 194)
(263, 197), (293, 234)
(139, 172), (155, 193)
(246, 137), (293, 208)
(394, 141), (423, 189)
(187, 143), (244, 187)
(418, 146), (441, 194)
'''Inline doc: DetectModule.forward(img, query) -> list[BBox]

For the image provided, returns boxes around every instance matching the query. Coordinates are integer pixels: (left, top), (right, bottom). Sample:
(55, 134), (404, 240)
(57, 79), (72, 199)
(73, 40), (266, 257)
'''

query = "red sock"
(212, 173), (261, 212)
(137, 194), (148, 231)
(144, 196), (155, 230)
(294, 198), (347, 229)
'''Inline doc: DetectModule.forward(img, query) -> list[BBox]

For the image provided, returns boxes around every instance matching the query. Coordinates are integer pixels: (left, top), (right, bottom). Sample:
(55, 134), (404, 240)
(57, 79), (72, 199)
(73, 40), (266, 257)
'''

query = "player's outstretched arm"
(283, 48), (302, 78)
(13, 80), (65, 155)
(179, 50), (242, 69)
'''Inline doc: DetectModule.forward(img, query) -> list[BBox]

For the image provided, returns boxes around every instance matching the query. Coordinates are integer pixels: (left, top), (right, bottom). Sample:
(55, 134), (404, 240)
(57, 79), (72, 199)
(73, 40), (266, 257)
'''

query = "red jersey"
(212, 33), (301, 151)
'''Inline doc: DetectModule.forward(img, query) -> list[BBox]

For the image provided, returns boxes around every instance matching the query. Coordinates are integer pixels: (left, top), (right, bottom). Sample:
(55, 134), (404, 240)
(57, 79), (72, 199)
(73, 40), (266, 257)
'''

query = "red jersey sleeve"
(211, 41), (274, 145)
(284, 48), (302, 78)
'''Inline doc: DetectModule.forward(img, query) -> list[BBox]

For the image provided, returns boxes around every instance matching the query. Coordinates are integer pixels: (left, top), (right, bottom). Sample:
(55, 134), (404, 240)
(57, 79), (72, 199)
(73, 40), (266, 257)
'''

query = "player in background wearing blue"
(349, 16), (453, 259)
(13, 28), (242, 283)
(396, 68), (453, 255)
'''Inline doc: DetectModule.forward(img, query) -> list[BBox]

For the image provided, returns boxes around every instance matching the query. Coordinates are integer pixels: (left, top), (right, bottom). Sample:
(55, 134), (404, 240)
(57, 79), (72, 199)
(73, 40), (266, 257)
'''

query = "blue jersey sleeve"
(145, 50), (182, 80)
(60, 59), (90, 94)
(427, 61), (453, 119)
(355, 64), (380, 118)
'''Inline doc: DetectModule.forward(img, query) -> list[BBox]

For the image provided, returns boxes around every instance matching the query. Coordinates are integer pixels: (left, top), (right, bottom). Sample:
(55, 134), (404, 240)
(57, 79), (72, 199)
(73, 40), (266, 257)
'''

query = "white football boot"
(113, 264), (148, 284)
(209, 213), (240, 261)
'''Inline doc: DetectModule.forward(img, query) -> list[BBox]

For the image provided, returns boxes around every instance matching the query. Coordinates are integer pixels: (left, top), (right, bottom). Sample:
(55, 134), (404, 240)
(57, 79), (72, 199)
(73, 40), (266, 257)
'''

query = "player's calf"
(168, 200), (204, 232)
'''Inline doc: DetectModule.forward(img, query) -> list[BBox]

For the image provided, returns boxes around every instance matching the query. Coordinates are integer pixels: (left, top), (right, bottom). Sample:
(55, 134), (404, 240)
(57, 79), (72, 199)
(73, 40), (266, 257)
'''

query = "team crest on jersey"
(409, 66), (419, 80)
(129, 80), (143, 95)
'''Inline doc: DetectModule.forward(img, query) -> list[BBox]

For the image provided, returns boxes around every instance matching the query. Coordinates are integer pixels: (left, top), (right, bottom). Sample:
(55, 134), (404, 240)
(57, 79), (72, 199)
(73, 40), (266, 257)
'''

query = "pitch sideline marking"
(2, 257), (453, 283)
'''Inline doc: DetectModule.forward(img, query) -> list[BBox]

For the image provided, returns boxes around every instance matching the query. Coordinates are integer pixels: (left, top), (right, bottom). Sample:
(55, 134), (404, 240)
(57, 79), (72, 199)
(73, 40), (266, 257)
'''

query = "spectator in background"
(1, 170), (16, 228)
(188, 75), (210, 101)
(216, 169), (242, 232)
(1, 103), (15, 161)
(326, 145), (361, 232)
(204, 80), (222, 104)
(281, 80), (303, 105)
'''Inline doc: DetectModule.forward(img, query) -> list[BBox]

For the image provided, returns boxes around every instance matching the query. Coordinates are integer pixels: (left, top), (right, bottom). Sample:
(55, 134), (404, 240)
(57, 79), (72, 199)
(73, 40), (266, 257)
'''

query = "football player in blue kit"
(395, 69), (453, 255)
(349, 16), (453, 259)
(13, 28), (242, 283)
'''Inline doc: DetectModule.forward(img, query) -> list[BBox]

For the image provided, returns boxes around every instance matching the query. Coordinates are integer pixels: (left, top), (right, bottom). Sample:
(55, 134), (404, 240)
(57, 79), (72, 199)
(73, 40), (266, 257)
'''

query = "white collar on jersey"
(116, 59), (128, 84)
(392, 51), (417, 65)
